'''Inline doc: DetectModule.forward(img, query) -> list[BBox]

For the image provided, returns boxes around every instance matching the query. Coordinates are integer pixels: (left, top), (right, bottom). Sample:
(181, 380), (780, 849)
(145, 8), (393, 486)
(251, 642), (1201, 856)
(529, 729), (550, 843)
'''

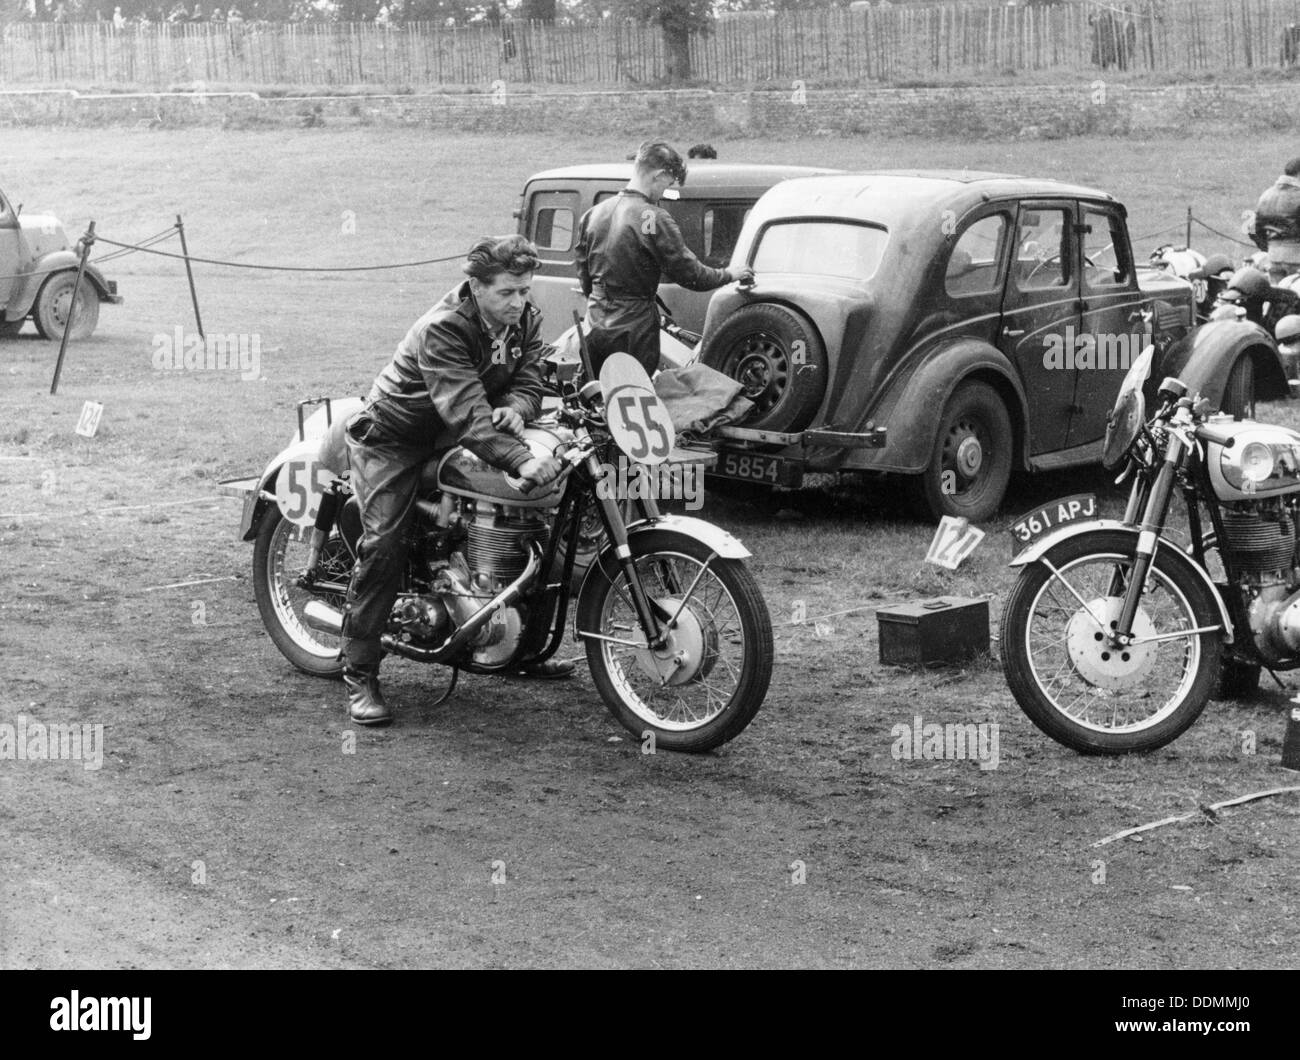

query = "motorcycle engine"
(396, 497), (549, 667)
(1224, 499), (1300, 665)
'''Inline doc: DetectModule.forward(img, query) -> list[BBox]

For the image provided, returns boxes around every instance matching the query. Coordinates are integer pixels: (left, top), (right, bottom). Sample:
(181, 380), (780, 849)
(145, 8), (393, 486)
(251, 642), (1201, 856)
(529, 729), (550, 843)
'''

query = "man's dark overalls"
(574, 189), (730, 376)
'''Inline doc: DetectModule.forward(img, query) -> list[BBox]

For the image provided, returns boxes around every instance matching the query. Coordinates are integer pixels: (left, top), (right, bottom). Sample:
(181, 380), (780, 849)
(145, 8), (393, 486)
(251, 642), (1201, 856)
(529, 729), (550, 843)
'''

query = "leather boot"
(343, 665), (392, 727)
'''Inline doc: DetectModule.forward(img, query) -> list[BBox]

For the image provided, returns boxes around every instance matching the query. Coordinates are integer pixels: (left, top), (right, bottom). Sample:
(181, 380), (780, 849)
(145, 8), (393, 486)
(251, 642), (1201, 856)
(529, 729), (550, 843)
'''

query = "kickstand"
(428, 667), (460, 707)
(1266, 666), (1289, 691)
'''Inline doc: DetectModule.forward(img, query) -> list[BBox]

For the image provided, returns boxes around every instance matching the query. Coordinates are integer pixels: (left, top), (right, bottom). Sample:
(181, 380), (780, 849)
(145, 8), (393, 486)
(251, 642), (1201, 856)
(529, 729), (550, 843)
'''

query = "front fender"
(7, 256), (119, 317)
(836, 338), (1027, 473)
(1010, 521), (1233, 642)
(1162, 319), (1289, 407)
(575, 513), (752, 600)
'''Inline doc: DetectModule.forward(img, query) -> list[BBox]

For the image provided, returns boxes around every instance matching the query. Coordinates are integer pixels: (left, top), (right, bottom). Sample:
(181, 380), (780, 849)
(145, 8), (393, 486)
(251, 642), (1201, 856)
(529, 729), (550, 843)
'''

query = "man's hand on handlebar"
(516, 455), (563, 490)
(727, 265), (756, 287)
(492, 406), (526, 438)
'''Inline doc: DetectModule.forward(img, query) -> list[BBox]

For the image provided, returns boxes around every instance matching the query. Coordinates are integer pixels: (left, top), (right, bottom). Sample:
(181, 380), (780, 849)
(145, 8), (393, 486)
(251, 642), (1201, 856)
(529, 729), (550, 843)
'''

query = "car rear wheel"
(701, 303), (826, 434)
(910, 381), (1013, 522)
(34, 272), (99, 342)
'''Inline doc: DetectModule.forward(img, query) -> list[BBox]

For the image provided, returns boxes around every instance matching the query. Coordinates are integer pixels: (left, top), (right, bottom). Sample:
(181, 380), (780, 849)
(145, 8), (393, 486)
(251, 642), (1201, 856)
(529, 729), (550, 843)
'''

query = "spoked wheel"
(252, 508), (352, 676)
(1000, 529), (1223, 754)
(577, 529), (773, 752)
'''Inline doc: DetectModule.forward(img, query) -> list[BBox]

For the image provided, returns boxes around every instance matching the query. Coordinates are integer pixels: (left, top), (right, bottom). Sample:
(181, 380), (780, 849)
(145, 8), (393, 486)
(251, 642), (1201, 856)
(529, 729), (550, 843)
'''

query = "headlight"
(1240, 441), (1276, 483)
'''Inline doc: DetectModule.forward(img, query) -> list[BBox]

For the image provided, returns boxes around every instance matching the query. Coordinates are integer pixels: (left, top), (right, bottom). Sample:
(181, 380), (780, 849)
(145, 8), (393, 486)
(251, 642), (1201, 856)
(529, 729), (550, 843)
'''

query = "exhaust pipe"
(303, 599), (344, 635)
(382, 542), (543, 664)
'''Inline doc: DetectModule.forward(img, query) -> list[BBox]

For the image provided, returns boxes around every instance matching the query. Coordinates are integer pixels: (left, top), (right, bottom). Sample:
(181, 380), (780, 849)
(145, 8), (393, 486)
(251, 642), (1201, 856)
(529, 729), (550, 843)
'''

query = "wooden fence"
(6, 2), (1300, 88)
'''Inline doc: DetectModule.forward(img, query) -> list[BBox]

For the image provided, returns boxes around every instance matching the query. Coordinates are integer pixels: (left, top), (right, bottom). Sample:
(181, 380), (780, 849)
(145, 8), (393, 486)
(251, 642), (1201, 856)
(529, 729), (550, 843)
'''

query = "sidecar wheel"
(576, 529), (772, 753)
(1000, 529), (1222, 754)
(253, 507), (351, 677)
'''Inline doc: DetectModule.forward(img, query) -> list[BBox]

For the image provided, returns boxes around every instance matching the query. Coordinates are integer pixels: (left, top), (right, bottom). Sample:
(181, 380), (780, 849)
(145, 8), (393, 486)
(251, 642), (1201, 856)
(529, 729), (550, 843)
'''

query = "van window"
(529, 190), (578, 252)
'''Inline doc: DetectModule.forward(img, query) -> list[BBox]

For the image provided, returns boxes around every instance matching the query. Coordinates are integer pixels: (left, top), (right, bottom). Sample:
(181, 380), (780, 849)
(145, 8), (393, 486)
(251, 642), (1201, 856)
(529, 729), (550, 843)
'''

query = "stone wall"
(4, 82), (1300, 138)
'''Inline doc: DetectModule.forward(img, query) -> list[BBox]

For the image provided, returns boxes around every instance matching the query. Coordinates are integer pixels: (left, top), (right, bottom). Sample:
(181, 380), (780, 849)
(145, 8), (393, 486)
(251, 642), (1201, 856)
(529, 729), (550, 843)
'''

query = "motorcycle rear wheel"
(1000, 529), (1223, 754)
(577, 529), (773, 753)
(253, 508), (352, 677)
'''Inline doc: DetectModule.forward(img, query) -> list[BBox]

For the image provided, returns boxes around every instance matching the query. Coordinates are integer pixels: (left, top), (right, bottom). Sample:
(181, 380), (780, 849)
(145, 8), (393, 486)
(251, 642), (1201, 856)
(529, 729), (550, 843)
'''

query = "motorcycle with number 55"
(1000, 342), (1300, 754)
(229, 352), (774, 753)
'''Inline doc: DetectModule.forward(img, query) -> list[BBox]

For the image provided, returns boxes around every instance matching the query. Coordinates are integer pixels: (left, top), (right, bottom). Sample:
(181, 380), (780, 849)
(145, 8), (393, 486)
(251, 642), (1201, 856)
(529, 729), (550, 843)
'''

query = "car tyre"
(33, 272), (99, 342)
(910, 380), (1013, 522)
(701, 303), (826, 434)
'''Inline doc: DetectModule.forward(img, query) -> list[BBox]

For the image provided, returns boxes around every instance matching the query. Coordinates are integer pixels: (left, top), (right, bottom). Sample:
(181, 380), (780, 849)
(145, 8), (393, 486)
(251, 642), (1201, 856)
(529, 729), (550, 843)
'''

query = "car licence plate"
(709, 450), (802, 487)
(1008, 493), (1098, 553)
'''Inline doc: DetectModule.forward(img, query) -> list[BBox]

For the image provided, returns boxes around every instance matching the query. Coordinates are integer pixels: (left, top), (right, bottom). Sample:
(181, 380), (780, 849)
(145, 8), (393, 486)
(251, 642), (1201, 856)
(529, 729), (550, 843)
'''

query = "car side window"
(945, 214), (1007, 297)
(1083, 208), (1130, 288)
(702, 204), (752, 267)
(1014, 208), (1071, 290)
(529, 190), (577, 252)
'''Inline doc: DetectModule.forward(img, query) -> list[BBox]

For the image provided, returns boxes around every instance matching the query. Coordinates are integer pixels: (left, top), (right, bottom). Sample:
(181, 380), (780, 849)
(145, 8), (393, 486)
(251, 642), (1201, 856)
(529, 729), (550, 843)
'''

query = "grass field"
(2, 128), (1298, 969)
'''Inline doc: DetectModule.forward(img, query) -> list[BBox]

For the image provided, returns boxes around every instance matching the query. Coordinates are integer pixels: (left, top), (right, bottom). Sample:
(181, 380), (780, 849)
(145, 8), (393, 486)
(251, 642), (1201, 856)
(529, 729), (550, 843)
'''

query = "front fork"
(585, 453), (668, 649)
(1109, 430), (1187, 643)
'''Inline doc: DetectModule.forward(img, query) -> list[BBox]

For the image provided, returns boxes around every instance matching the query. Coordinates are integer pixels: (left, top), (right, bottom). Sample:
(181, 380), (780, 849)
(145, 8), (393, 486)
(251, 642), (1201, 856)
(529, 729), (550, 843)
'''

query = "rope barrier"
(1189, 215), (1257, 249)
(94, 236), (466, 273)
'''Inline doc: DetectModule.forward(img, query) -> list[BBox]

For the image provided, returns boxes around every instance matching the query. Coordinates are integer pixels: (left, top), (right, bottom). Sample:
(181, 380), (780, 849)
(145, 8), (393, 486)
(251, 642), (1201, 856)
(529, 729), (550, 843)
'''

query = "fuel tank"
(435, 422), (573, 508)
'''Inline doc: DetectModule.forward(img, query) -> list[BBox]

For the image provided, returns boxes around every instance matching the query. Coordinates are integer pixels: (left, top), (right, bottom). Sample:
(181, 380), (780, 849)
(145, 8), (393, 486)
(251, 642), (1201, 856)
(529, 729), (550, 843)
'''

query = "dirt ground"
(1, 129), (1298, 970)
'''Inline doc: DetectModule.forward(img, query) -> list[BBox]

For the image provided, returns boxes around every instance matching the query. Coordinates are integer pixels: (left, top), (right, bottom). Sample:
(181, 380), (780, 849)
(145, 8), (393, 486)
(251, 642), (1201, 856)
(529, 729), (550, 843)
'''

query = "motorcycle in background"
(1001, 342), (1300, 753)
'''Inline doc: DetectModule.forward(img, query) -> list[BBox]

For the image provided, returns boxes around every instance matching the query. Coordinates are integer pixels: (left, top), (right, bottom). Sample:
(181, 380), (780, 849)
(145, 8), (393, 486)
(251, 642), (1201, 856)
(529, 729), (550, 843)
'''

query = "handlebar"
(1194, 424), (1236, 449)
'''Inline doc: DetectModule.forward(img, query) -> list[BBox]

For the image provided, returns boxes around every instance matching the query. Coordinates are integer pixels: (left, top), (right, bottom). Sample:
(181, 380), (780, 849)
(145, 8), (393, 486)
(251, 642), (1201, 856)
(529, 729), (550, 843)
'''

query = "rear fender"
(854, 339), (1028, 473)
(238, 437), (341, 541)
(1161, 320), (1289, 407)
(1010, 521), (1233, 642)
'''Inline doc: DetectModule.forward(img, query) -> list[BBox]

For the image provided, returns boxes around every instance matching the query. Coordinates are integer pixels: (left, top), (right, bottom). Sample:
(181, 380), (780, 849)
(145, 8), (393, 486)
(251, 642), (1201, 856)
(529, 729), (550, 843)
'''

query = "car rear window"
(529, 189), (578, 252)
(750, 220), (887, 280)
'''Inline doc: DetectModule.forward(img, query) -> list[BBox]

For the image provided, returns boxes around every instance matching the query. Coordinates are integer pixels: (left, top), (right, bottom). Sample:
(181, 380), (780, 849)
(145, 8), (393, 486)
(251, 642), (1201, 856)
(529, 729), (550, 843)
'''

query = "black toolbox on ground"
(877, 596), (989, 668)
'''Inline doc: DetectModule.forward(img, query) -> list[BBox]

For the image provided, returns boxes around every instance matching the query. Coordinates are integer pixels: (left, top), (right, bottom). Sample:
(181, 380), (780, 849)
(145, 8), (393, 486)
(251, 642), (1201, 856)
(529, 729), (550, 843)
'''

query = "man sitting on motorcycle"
(340, 235), (567, 727)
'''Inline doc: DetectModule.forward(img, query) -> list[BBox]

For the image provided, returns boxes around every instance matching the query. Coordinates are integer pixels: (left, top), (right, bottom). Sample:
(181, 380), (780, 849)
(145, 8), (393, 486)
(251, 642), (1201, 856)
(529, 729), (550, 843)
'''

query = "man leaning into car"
(574, 140), (753, 375)
(339, 235), (567, 727)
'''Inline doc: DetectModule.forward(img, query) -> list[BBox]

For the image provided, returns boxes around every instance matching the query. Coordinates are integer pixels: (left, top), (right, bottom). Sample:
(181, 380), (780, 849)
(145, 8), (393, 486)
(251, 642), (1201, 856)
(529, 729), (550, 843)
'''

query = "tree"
(624, 0), (711, 83)
(520, 0), (553, 20)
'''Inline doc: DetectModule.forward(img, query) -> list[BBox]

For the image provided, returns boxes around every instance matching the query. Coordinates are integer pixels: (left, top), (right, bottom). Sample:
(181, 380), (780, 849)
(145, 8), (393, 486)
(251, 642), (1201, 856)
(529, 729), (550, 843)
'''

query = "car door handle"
(1003, 326), (1025, 337)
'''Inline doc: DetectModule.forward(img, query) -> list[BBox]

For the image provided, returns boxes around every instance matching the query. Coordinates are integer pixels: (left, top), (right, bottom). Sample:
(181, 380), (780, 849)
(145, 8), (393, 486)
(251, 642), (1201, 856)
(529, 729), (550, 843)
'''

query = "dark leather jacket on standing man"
(575, 188), (730, 373)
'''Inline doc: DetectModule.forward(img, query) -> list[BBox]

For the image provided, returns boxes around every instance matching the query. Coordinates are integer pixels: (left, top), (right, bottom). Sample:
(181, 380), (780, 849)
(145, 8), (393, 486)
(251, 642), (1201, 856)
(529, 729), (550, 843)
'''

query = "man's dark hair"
(1285, 157), (1300, 178)
(463, 235), (540, 282)
(634, 140), (688, 185)
(687, 143), (717, 159)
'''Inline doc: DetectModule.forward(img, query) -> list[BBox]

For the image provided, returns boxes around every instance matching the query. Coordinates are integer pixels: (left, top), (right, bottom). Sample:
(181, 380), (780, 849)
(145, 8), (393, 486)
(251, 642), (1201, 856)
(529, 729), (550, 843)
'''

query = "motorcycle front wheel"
(576, 529), (773, 753)
(1000, 529), (1224, 754)
(252, 508), (352, 677)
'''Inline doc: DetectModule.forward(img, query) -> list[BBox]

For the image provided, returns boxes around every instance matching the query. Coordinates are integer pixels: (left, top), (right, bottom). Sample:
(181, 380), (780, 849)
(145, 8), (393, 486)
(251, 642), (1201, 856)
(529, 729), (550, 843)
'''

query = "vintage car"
(698, 170), (1289, 520)
(514, 161), (840, 343)
(0, 182), (120, 341)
